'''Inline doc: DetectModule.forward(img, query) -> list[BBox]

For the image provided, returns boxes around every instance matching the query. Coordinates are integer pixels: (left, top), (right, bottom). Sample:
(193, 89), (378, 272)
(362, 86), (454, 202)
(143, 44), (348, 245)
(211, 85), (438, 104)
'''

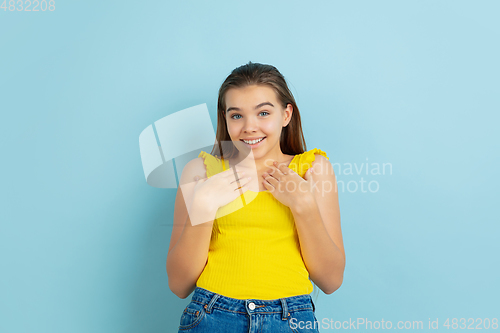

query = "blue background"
(1, 0), (499, 332)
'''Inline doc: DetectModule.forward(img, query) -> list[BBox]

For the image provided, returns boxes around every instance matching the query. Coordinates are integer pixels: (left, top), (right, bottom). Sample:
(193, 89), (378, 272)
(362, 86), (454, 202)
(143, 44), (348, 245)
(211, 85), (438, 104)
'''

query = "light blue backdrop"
(1, 1), (499, 332)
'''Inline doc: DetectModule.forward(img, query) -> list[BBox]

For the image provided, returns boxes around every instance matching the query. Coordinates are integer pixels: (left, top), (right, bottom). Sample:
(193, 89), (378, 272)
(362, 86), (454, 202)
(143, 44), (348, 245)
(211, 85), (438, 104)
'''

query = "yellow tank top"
(196, 148), (329, 299)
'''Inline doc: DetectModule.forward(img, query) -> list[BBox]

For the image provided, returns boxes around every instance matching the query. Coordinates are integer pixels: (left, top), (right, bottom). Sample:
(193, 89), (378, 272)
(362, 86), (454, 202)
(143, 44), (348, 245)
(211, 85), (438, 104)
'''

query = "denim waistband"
(190, 287), (315, 319)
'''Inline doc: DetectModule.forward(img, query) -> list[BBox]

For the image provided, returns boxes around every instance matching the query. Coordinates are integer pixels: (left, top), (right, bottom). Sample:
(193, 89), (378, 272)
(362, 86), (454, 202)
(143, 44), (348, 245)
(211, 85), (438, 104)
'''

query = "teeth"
(243, 137), (264, 145)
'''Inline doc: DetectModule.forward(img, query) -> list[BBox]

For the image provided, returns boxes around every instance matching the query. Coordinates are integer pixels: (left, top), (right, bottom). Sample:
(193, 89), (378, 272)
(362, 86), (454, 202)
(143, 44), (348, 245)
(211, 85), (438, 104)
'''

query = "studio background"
(1, 1), (499, 332)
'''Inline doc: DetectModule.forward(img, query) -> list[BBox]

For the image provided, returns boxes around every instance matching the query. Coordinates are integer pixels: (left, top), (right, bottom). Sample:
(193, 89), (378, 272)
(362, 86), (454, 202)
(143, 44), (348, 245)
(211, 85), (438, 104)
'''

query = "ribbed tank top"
(195, 148), (329, 299)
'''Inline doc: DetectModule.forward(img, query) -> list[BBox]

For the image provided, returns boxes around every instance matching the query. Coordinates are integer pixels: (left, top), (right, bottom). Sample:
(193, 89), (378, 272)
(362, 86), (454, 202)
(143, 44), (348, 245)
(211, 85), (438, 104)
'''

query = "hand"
(262, 161), (316, 209)
(192, 168), (251, 213)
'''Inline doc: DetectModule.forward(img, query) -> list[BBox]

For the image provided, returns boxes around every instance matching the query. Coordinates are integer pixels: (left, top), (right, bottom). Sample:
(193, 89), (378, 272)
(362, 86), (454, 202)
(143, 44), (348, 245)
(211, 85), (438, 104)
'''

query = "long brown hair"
(210, 61), (308, 159)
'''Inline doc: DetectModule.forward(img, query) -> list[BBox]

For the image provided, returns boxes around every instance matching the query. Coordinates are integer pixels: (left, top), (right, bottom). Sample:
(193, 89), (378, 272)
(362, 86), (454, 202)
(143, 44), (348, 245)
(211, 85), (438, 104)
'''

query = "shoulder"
(179, 156), (207, 185)
(307, 148), (332, 172)
(309, 148), (329, 159)
(290, 148), (330, 178)
(185, 156), (207, 173)
(307, 149), (336, 188)
(309, 148), (329, 163)
(294, 148), (329, 160)
(296, 148), (329, 164)
(310, 154), (334, 176)
(194, 150), (227, 178)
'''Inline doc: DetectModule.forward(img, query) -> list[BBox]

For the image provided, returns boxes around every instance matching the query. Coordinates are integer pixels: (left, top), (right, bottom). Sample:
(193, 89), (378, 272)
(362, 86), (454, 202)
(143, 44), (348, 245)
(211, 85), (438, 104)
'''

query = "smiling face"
(224, 84), (293, 160)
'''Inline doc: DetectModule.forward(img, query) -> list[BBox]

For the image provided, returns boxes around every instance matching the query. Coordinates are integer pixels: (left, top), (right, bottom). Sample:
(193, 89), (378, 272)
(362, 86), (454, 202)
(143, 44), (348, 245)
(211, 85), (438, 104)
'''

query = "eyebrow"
(226, 102), (274, 113)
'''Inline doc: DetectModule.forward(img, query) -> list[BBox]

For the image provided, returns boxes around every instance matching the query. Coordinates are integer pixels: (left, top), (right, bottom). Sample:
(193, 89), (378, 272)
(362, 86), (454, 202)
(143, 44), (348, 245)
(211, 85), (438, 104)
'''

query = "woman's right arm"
(166, 157), (216, 299)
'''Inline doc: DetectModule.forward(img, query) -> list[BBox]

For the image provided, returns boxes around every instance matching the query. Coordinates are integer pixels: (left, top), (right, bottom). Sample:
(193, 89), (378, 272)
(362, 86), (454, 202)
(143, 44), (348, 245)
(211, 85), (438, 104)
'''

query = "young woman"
(167, 61), (345, 332)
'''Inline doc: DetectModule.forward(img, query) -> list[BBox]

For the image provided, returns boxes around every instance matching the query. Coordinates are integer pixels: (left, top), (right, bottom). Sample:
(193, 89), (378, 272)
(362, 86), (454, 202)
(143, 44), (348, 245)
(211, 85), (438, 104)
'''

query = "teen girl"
(167, 62), (345, 332)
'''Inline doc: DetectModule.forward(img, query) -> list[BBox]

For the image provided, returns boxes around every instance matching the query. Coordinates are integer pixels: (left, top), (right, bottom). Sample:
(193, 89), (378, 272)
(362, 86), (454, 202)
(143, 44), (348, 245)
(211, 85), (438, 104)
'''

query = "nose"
(243, 117), (258, 133)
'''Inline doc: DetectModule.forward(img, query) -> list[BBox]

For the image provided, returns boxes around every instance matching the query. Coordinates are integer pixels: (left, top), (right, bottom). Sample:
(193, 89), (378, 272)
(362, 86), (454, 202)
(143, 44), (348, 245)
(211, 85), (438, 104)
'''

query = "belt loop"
(204, 293), (220, 314)
(310, 295), (316, 312)
(280, 298), (289, 320)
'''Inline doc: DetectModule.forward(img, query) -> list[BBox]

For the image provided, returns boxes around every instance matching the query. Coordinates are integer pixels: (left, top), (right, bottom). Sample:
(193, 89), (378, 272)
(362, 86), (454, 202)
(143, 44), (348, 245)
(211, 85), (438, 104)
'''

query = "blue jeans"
(177, 287), (320, 332)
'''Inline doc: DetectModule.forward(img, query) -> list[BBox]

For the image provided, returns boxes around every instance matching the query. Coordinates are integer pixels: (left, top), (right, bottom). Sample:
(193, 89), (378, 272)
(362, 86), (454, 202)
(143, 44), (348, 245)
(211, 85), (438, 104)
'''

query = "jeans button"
(248, 302), (256, 310)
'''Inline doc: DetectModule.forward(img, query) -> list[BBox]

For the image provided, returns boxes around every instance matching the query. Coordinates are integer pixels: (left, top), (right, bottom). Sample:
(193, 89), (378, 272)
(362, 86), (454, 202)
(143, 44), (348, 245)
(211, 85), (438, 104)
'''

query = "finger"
(273, 165), (285, 175)
(234, 176), (252, 191)
(234, 172), (249, 182)
(222, 169), (247, 181)
(262, 179), (275, 192)
(263, 174), (279, 188)
(231, 175), (251, 186)
(266, 166), (283, 180)
(229, 169), (247, 176)
(276, 163), (290, 175)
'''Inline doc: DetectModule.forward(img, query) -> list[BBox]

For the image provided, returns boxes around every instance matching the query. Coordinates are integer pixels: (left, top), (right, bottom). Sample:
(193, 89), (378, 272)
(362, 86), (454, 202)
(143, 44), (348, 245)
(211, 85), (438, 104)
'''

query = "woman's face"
(224, 84), (292, 158)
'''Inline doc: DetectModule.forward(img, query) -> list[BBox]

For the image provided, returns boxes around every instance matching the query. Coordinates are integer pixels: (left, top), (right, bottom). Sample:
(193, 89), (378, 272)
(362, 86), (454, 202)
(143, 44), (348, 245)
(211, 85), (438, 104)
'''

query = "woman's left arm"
(263, 156), (346, 294)
(290, 155), (346, 294)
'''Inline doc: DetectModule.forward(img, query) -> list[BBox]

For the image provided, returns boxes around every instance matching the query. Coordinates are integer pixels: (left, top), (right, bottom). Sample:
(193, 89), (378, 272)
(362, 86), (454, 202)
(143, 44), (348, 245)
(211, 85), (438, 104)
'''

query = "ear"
(283, 103), (293, 127)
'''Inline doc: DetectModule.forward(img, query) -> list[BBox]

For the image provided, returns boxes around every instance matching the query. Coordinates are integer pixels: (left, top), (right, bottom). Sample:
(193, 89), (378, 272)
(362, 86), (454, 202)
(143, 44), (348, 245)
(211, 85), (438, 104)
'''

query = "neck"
(229, 147), (287, 171)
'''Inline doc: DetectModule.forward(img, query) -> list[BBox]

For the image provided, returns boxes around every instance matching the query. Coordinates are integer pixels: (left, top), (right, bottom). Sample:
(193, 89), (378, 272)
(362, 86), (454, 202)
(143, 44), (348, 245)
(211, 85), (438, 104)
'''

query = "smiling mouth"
(240, 137), (266, 145)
